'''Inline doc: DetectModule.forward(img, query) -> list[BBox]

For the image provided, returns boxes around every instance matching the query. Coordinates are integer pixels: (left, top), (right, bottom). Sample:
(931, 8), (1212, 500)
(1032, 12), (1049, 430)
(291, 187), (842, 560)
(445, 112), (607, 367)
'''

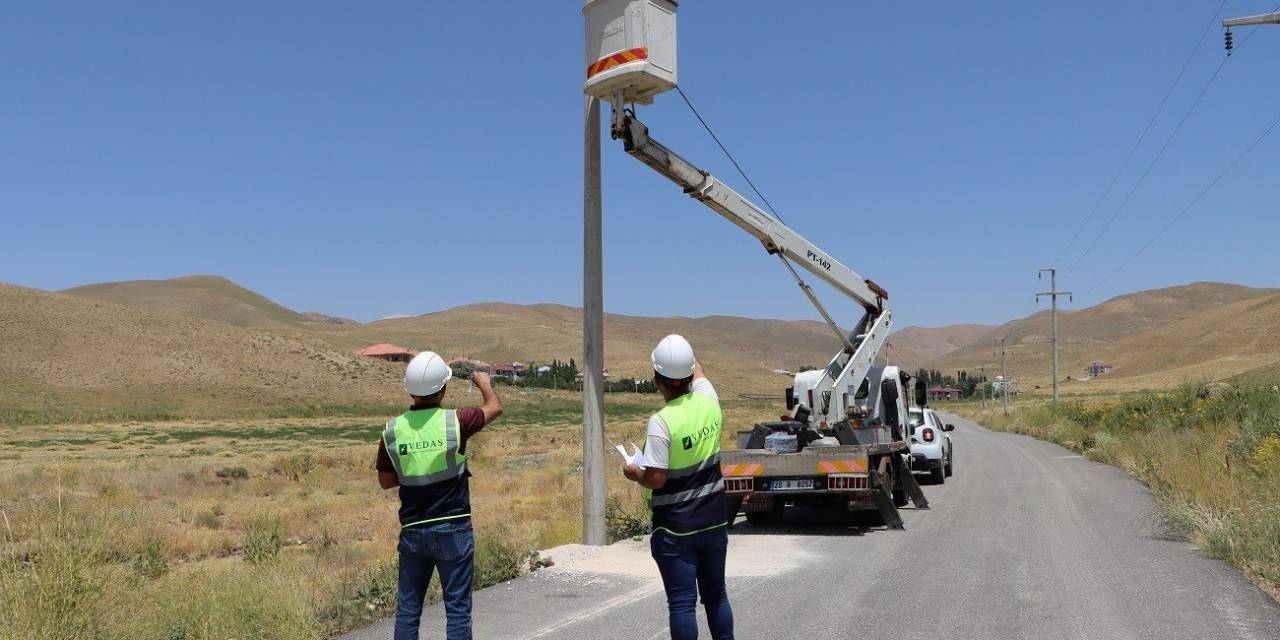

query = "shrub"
(318, 561), (399, 634)
(215, 466), (249, 480)
(278, 455), (316, 481)
(473, 529), (530, 588)
(605, 494), (651, 542)
(1250, 434), (1280, 470)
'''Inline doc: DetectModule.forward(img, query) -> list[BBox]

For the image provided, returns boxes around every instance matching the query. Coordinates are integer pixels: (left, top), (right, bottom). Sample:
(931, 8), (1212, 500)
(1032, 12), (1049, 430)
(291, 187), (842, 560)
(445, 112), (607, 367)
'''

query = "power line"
(1066, 4), (1278, 279)
(1083, 108), (1280, 296)
(1053, 0), (1228, 267)
(675, 85), (786, 224)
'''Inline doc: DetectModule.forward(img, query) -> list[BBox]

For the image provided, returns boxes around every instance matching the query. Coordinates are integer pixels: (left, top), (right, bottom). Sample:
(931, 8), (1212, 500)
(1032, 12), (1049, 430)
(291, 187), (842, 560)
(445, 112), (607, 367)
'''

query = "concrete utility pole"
(1036, 268), (1072, 403)
(996, 338), (1009, 416)
(582, 94), (606, 546)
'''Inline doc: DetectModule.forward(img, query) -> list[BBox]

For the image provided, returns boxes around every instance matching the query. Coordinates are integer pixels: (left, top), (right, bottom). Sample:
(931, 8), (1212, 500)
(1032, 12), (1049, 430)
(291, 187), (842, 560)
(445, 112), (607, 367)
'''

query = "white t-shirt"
(642, 378), (719, 470)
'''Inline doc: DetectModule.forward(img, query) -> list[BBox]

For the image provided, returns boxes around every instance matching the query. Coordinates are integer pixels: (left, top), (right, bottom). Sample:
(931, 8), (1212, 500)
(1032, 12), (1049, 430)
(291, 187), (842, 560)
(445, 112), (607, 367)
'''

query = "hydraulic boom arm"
(613, 114), (888, 315)
(611, 110), (893, 426)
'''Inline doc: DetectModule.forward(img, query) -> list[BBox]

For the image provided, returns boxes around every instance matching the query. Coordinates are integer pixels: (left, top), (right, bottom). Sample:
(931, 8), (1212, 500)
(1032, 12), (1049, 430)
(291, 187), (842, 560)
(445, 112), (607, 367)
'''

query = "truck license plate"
(770, 479), (814, 491)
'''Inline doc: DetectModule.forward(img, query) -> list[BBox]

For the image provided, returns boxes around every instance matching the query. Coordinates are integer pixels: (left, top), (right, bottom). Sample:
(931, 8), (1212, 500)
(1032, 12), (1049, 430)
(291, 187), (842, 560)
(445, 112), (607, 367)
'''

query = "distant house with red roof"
(353, 343), (418, 363)
(927, 386), (963, 401)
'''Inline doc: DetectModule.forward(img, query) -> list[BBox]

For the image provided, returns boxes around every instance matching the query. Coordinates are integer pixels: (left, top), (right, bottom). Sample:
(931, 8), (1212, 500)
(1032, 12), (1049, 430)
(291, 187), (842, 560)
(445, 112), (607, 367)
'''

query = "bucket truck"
(585, 0), (929, 528)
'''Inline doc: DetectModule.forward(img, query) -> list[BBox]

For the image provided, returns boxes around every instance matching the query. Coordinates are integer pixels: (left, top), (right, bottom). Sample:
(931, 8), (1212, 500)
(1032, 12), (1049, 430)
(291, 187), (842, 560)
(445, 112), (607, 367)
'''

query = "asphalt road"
(343, 415), (1280, 640)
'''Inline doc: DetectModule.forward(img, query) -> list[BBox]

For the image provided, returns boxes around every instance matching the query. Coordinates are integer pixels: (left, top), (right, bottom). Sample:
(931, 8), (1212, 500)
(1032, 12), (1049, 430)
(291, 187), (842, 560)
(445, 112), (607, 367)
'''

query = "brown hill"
(335, 303), (840, 395)
(888, 324), (995, 372)
(925, 283), (1280, 393)
(62, 275), (311, 327)
(302, 311), (362, 326)
(0, 283), (402, 422)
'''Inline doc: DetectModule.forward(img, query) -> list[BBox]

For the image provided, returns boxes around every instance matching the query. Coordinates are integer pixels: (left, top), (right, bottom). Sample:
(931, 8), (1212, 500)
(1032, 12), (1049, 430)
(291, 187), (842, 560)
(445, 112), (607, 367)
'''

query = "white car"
(908, 408), (954, 484)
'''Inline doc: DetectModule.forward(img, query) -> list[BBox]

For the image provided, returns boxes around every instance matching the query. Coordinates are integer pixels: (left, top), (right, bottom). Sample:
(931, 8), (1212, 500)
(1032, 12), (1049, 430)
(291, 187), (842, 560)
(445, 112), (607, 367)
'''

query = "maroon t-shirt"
(375, 407), (487, 472)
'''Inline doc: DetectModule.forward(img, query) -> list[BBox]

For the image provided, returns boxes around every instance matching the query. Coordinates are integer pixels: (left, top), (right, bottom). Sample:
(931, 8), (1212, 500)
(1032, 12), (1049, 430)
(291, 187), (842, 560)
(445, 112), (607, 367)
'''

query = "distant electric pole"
(1223, 11), (1280, 55)
(1036, 268), (1072, 403)
(980, 366), (987, 408)
(996, 338), (1010, 416)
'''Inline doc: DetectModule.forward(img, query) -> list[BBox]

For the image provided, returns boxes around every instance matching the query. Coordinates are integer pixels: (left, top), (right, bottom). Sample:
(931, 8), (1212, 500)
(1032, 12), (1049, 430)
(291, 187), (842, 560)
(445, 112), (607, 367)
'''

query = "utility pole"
(1036, 268), (1072, 403)
(979, 366), (986, 408)
(582, 94), (606, 546)
(996, 338), (1009, 416)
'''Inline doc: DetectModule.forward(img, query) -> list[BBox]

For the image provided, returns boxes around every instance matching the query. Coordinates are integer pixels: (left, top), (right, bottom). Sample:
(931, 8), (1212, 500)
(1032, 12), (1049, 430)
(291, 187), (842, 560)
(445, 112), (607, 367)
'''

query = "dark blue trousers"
(395, 519), (475, 640)
(650, 526), (735, 640)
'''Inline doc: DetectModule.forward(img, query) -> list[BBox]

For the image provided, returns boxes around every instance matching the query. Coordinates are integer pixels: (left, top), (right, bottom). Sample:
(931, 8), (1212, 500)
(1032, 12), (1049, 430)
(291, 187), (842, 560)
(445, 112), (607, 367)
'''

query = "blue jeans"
(650, 526), (734, 640)
(395, 519), (475, 640)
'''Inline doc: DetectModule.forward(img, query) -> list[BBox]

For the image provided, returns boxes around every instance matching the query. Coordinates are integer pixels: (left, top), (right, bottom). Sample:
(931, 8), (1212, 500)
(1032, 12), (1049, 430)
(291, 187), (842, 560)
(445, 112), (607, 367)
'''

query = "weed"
(278, 454), (317, 481)
(473, 527), (533, 588)
(245, 520), (284, 565)
(132, 537), (170, 578)
(605, 494), (652, 542)
(215, 466), (249, 480)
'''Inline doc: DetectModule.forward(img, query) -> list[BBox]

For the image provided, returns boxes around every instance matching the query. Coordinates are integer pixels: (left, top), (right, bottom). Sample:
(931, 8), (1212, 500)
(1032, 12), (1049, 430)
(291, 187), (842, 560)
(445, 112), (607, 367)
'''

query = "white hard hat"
(404, 351), (452, 396)
(651, 334), (696, 379)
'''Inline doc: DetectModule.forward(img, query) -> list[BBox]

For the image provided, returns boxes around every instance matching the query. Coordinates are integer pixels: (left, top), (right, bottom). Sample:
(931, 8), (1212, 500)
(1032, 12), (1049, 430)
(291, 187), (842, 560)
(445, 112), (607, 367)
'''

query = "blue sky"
(4, 2), (1278, 327)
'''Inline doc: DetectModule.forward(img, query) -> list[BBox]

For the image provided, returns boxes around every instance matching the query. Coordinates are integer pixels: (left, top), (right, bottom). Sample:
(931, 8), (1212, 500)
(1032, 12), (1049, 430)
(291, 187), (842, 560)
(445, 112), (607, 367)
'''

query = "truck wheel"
(930, 462), (946, 485)
(892, 487), (909, 507)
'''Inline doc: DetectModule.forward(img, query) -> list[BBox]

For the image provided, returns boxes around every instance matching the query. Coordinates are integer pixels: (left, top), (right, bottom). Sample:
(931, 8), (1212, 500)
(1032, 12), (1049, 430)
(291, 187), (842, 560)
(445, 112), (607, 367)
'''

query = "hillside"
(13, 276), (1279, 421)
(332, 303), (839, 395)
(888, 324), (994, 372)
(302, 311), (362, 326)
(925, 283), (1280, 392)
(62, 275), (311, 327)
(0, 283), (402, 422)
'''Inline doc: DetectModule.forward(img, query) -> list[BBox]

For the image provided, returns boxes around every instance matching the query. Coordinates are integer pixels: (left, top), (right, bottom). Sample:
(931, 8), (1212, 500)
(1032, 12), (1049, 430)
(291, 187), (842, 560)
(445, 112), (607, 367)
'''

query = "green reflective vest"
(647, 391), (726, 535)
(382, 408), (471, 527)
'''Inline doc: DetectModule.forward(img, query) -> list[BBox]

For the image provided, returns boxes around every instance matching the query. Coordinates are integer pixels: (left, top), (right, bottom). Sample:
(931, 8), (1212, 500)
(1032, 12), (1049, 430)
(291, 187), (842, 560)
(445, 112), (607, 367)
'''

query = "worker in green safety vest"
(376, 351), (503, 640)
(623, 335), (734, 640)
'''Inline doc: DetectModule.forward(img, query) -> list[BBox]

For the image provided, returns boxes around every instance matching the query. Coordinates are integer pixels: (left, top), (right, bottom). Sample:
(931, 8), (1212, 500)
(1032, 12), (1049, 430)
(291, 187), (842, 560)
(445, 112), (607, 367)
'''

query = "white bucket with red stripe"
(583, 0), (677, 104)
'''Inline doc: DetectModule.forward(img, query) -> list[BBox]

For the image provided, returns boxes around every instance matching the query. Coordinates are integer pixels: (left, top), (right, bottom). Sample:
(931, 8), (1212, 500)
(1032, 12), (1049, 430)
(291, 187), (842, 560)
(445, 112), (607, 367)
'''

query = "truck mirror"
(914, 380), (928, 407)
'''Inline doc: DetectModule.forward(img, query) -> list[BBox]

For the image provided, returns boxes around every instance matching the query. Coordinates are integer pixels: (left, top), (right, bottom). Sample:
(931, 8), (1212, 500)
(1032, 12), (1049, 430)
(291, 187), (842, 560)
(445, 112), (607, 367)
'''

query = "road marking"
(511, 582), (664, 640)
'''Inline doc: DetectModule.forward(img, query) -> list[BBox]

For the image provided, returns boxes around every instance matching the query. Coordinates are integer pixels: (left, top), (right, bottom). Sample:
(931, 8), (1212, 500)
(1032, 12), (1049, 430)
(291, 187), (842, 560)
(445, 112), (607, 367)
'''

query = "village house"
(353, 343), (417, 363)
(927, 386), (963, 401)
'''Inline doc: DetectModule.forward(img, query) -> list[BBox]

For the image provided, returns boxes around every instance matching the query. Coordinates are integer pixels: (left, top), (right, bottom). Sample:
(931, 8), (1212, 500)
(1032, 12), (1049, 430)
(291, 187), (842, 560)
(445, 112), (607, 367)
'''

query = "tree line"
(450, 358), (658, 394)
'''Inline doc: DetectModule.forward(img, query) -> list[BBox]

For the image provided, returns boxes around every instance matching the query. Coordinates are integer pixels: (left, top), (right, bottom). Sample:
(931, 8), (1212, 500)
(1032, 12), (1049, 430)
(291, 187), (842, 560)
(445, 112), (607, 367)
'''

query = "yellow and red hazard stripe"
(586, 47), (649, 79)
(720, 462), (764, 477)
(817, 459), (868, 474)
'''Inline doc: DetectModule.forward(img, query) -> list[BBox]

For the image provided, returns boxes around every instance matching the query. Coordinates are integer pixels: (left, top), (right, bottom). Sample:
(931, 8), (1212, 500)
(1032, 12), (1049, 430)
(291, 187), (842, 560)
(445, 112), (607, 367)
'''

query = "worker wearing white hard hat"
(375, 350), (504, 640)
(622, 335), (734, 640)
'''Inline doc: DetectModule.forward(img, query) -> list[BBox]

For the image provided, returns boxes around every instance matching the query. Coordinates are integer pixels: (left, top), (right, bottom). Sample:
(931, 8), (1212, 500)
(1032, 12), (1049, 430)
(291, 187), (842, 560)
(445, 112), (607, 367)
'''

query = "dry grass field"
(0, 389), (779, 640)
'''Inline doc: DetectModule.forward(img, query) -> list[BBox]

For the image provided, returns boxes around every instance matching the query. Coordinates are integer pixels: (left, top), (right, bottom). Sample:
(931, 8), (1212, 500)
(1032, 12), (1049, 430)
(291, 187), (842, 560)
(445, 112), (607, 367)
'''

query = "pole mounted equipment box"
(583, 0), (677, 104)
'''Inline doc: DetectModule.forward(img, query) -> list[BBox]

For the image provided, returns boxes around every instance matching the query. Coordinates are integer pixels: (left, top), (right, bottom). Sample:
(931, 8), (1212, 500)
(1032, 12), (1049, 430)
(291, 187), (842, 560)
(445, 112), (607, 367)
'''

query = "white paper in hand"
(612, 441), (645, 469)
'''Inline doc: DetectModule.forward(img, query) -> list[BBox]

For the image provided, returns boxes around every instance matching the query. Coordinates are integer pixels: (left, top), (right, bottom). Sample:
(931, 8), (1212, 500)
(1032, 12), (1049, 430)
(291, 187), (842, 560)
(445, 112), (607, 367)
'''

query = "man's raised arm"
(472, 371), (503, 424)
